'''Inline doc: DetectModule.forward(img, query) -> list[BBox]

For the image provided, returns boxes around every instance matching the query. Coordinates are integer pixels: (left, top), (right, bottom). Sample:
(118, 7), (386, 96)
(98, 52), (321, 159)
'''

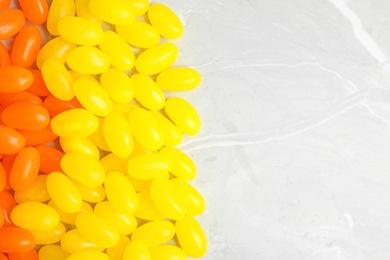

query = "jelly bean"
(94, 201), (137, 235)
(0, 253), (6, 260)
(176, 215), (207, 258)
(104, 171), (138, 214)
(157, 67), (201, 91)
(14, 175), (50, 204)
(48, 200), (93, 225)
(128, 108), (164, 150)
(0, 226), (35, 253)
(46, 0), (75, 36)
(76, 212), (120, 248)
(103, 112), (133, 158)
(165, 97), (201, 136)
(60, 229), (104, 254)
(0, 66), (33, 93)
(1, 154), (14, 191)
(41, 58), (74, 101)
(43, 95), (82, 117)
(0, 9), (25, 40)
(148, 3), (183, 39)
(135, 42), (178, 75)
(8, 248), (39, 260)
(123, 240), (150, 260)
(29, 222), (66, 245)
(36, 37), (76, 70)
(11, 202), (59, 231)
(51, 109), (98, 138)
(60, 137), (100, 160)
(38, 245), (70, 260)
(159, 147), (196, 180)
(131, 74), (165, 110)
(127, 154), (171, 180)
(11, 25), (42, 68)
(1, 102), (50, 131)
(150, 111), (182, 147)
(19, 0), (48, 25)
(0, 0), (10, 13)
(10, 147), (40, 192)
(100, 69), (134, 103)
(47, 172), (82, 213)
(116, 20), (160, 49)
(100, 153), (129, 174)
(18, 124), (58, 146)
(106, 235), (130, 260)
(0, 163), (4, 192)
(128, 0), (149, 16)
(89, 0), (135, 25)
(26, 69), (50, 97)
(150, 178), (187, 220)
(75, 0), (102, 25)
(148, 245), (186, 260)
(0, 92), (43, 107)
(70, 180), (104, 204)
(0, 42), (10, 66)
(134, 192), (165, 221)
(67, 250), (109, 260)
(111, 101), (138, 118)
(35, 145), (63, 174)
(171, 178), (205, 216)
(0, 191), (16, 226)
(68, 70), (98, 83)
(57, 16), (104, 46)
(73, 78), (112, 117)
(126, 172), (168, 192)
(89, 117), (111, 151)
(61, 153), (105, 188)
(131, 220), (175, 247)
(66, 46), (110, 75)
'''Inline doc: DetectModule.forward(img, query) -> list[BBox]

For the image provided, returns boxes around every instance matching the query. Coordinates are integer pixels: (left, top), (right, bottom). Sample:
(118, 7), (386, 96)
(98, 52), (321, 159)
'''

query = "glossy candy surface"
(150, 111), (182, 147)
(148, 3), (184, 39)
(89, 0), (135, 25)
(36, 37), (76, 69)
(0, 125), (25, 155)
(157, 67), (201, 91)
(103, 112), (133, 158)
(13, 175), (50, 204)
(51, 109), (98, 138)
(100, 68), (134, 103)
(11, 202), (59, 231)
(116, 20), (160, 49)
(159, 146), (196, 180)
(60, 229), (104, 254)
(0, 66), (33, 93)
(46, 0), (75, 36)
(127, 154), (172, 180)
(0, 226), (35, 253)
(131, 74), (165, 110)
(10, 147), (40, 192)
(148, 245), (186, 260)
(66, 46), (110, 75)
(19, 0), (48, 25)
(131, 220), (175, 247)
(11, 25), (42, 68)
(0, 9), (25, 40)
(175, 216), (208, 258)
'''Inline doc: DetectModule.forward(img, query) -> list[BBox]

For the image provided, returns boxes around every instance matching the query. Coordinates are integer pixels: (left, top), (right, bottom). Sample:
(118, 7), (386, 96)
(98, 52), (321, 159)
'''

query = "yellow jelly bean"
(128, 108), (164, 150)
(165, 97), (201, 136)
(61, 229), (105, 254)
(100, 153), (129, 174)
(76, 212), (120, 248)
(103, 112), (134, 158)
(131, 220), (175, 247)
(29, 222), (66, 245)
(134, 192), (165, 221)
(106, 235), (130, 260)
(66, 46), (110, 74)
(69, 70), (99, 83)
(42, 58), (74, 101)
(47, 172), (82, 213)
(150, 111), (182, 147)
(149, 245), (186, 260)
(99, 31), (135, 71)
(72, 180), (106, 203)
(111, 101), (138, 118)
(127, 154), (171, 180)
(159, 146), (196, 180)
(89, 116), (111, 151)
(36, 37), (76, 69)
(61, 152), (106, 188)
(47, 0), (75, 36)
(89, 0), (136, 25)
(67, 250), (110, 260)
(75, 0), (102, 25)
(51, 109), (98, 138)
(100, 69), (134, 103)
(150, 178), (186, 220)
(104, 171), (138, 214)
(131, 74), (165, 110)
(57, 16), (104, 47)
(48, 200), (93, 225)
(123, 240), (150, 260)
(74, 78), (112, 117)
(157, 67), (201, 91)
(148, 3), (183, 39)
(116, 20), (160, 49)
(175, 216), (207, 258)
(127, 172), (168, 192)
(128, 0), (149, 16)
(60, 137), (100, 160)
(14, 175), (50, 203)
(135, 42), (178, 75)
(94, 201), (137, 235)
(39, 245), (70, 260)
(170, 178), (205, 216)
(11, 202), (60, 231)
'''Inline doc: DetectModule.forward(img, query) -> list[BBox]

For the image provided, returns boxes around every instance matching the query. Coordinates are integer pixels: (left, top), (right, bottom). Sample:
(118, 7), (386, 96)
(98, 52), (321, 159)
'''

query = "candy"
(18, 124), (58, 146)
(75, 0), (102, 25)
(171, 178), (206, 216)
(10, 147), (40, 192)
(26, 69), (50, 97)
(157, 67), (202, 91)
(72, 181), (105, 204)
(0, 191), (17, 226)
(11, 202), (59, 231)
(159, 146), (196, 180)
(0, 9), (25, 40)
(175, 216), (208, 258)
(0, 91), (43, 107)
(148, 3), (184, 39)
(88, 117), (111, 151)
(38, 245), (70, 260)
(134, 192), (165, 220)
(131, 220), (175, 247)
(150, 111), (183, 147)
(89, 0), (135, 25)
(46, 0), (75, 36)
(103, 112), (133, 158)
(0, 0), (10, 13)
(131, 73), (165, 110)
(123, 240), (150, 260)
(29, 222), (66, 245)
(0, 125), (25, 155)
(36, 37), (76, 69)
(67, 250), (109, 260)
(116, 19), (160, 49)
(35, 145), (64, 174)
(43, 95), (82, 117)
(66, 46), (110, 75)
(48, 200), (93, 225)
(13, 175), (50, 204)
(148, 245), (186, 260)
(60, 229), (104, 254)
(0, 66), (33, 93)
(8, 248), (39, 260)
(127, 154), (172, 180)
(0, 42), (11, 66)
(0, 163), (5, 192)
(0, 226), (35, 253)
(100, 68), (134, 104)
(11, 25), (42, 68)
(18, 0), (48, 25)
(128, 0), (149, 16)
(60, 137), (100, 160)
(106, 235), (130, 260)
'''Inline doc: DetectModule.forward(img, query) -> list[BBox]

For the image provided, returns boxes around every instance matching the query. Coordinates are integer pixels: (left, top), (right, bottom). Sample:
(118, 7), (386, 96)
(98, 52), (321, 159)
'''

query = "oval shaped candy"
(175, 216), (208, 258)
(128, 0), (149, 16)
(19, 0), (49, 25)
(36, 145), (64, 174)
(36, 37), (76, 69)
(67, 46), (110, 74)
(148, 3), (184, 39)
(29, 222), (66, 245)
(48, 200), (93, 226)
(0, 66), (33, 93)
(100, 68), (134, 103)
(10, 147), (40, 192)
(0, 42), (10, 66)
(0, 226), (35, 253)
(75, 0), (102, 25)
(159, 146), (196, 180)
(67, 250), (109, 260)
(127, 154), (172, 180)
(14, 175), (50, 204)
(60, 229), (104, 254)
(0, 125), (26, 155)
(11, 25), (42, 68)
(134, 192), (165, 221)
(46, 0), (75, 36)
(0, 9), (25, 40)
(11, 202), (59, 231)
(131, 220), (175, 247)
(72, 181), (105, 204)
(131, 74), (165, 110)
(116, 20), (160, 49)
(103, 112), (133, 158)
(150, 111), (182, 147)
(60, 137), (100, 160)
(89, 0), (135, 25)
(38, 245), (70, 260)
(156, 67), (201, 91)
(123, 240), (150, 260)
(170, 178), (205, 216)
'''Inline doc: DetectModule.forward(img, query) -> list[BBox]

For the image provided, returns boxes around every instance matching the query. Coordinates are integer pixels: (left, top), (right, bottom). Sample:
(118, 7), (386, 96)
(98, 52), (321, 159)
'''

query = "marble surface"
(163, 0), (390, 259)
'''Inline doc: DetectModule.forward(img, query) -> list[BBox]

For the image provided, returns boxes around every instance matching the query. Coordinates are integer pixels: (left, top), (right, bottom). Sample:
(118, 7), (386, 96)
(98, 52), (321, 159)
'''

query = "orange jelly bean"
(11, 25), (42, 68)
(18, 124), (58, 147)
(0, 125), (26, 155)
(35, 145), (64, 174)
(0, 191), (17, 225)
(1, 154), (15, 191)
(8, 248), (39, 260)
(0, 253), (5, 260)
(19, 0), (49, 25)
(0, 91), (43, 107)
(26, 69), (50, 97)
(43, 95), (83, 117)
(0, 66), (33, 93)
(0, 9), (25, 40)
(10, 147), (40, 192)
(0, 226), (35, 253)
(0, 42), (10, 66)
(0, 0), (11, 13)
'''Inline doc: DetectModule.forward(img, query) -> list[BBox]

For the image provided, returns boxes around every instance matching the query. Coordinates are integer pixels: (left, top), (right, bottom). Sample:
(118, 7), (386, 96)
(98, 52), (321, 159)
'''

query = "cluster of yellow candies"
(11, 0), (207, 259)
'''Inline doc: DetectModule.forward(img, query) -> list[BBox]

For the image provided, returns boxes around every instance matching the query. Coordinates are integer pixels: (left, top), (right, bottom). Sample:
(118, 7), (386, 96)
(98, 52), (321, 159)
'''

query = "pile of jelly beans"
(0, 0), (207, 259)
